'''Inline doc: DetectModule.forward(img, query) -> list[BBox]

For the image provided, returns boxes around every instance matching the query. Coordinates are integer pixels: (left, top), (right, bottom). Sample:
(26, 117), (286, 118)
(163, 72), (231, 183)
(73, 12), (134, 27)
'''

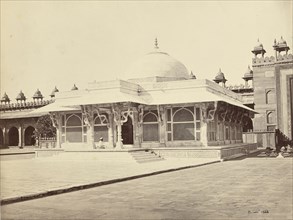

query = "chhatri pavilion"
(33, 39), (256, 157)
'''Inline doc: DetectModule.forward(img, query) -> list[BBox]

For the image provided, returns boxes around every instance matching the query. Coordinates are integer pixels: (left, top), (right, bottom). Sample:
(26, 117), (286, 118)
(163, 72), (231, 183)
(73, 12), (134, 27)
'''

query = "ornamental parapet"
(0, 99), (53, 111)
(228, 84), (253, 93)
(252, 53), (293, 67)
(276, 53), (293, 63)
(252, 56), (275, 66)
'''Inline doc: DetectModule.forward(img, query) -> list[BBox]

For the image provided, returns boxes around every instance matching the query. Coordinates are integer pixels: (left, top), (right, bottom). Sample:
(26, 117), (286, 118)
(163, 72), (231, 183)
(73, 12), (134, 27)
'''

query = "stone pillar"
(133, 110), (140, 147)
(116, 121), (123, 149)
(108, 113), (114, 148)
(200, 121), (208, 147)
(159, 108), (166, 146)
(89, 124), (95, 148)
(86, 109), (95, 149)
(200, 105), (208, 147)
(18, 126), (22, 147)
(3, 127), (7, 146)
(55, 122), (61, 148)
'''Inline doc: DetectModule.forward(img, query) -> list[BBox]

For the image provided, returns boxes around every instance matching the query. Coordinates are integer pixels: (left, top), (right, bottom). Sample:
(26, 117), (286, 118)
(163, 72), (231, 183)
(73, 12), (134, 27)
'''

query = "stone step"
(129, 150), (164, 163)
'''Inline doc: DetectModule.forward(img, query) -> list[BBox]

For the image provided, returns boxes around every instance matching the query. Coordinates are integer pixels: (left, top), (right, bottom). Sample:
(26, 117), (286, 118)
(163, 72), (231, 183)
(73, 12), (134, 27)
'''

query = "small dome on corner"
(33, 89), (44, 99)
(16, 90), (26, 101)
(213, 68), (227, 83)
(71, 84), (78, 91)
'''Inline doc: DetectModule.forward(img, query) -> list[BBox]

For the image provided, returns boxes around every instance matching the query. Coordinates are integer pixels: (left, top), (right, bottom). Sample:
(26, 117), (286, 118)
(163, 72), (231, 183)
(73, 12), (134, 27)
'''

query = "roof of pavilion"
(30, 79), (256, 114)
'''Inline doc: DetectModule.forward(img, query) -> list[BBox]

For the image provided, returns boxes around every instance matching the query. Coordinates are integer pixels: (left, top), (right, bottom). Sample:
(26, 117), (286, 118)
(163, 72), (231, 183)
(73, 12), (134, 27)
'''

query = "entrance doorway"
(8, 127), (19, 146)
(25, 126), (36, 146)
(122, 116), (134, 144)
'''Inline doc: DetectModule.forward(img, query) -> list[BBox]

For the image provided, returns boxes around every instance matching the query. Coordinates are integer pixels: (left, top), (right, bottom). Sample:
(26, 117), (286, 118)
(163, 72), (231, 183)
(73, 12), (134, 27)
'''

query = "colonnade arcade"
(50, 101), (251, 148)
(0, 118), (38, 147)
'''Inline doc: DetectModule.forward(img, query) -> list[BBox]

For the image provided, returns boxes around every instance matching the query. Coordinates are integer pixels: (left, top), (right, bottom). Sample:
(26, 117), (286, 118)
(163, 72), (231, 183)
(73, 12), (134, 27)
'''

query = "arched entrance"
(0, 128), (4, 146)
(24, 126), (36, 146)
(122, 116), (133, 144)
(8, 127), (19, 146)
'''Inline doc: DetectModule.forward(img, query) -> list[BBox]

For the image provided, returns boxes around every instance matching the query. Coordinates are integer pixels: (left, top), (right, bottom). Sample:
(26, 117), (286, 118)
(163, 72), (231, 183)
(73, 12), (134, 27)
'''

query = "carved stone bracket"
(49, 112), (60, 128)
(235, 110), (243, 124)
(92, 105), (109, 128)
(81, 105), (92, 127)
(121, 107), (134, 123)
(138, 105), (144, 127)
(206, 101), (218, 122)
(157, 105), (164, 125)
(112, 105), (120, 124)
(219, 104), (229, 122)
(228, 107), (237, 123)
(112, 104), (134, 125)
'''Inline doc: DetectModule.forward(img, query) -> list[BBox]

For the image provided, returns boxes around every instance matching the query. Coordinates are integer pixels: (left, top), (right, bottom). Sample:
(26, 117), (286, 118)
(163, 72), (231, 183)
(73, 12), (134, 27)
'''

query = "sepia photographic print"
(0, 1), (292, 220)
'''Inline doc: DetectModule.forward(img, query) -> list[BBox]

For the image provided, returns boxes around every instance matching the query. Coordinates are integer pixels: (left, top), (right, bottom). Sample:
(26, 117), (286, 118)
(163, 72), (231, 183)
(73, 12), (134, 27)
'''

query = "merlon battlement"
(252, 53), (293, 66)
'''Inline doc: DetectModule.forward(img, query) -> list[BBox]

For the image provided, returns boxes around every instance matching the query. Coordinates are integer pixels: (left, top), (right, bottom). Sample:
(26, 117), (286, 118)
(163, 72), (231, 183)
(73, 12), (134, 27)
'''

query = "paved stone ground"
(0, 152), (218, 200)
(1, 157), (292, 220)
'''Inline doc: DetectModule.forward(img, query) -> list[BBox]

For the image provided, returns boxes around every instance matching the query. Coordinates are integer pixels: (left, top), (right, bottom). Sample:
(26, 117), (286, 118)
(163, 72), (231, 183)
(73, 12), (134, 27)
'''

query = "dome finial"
(154, 38), (159, 49)
(189, 71), (196, 79)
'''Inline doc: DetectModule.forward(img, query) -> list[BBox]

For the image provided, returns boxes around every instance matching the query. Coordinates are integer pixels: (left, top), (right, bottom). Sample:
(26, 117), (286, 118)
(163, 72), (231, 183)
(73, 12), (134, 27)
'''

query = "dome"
(33, 89), (44, 99)
(50, 86), (59, 98)
(244, 65), (253, 76)
(243, 65), (253, 80)
(254, 39), (264, 49)
(213, 68), (227, 83)
(278, 36), (287, 45)
(71, 84), (78, 91)
(124, 50), (189, 80)
(16, 90), (26, 101)
(1, 92), (10, 103)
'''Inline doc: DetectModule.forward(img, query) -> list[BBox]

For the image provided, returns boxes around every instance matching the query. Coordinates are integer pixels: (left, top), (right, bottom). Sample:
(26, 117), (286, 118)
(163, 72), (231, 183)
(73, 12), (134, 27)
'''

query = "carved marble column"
(116, 121), (123, 149)
(50, 113), (62, 148)
(108, 113), (114, 148)
(82, 106), (95, 149)
(133, 110), (140, 147)
(88, 119), (95, 149)
(200, 105), (208, 147)
(18, 125), (22, 147)
(3, 127), (7, 146)
(114, 108), (123, 149)
(56, 121), (61, 148)
(158, 106), (166, 146)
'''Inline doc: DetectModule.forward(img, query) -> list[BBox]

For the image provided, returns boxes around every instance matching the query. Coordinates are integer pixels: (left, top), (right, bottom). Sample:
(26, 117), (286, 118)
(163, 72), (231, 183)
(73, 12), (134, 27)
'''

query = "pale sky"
(1, 1), (292, 102)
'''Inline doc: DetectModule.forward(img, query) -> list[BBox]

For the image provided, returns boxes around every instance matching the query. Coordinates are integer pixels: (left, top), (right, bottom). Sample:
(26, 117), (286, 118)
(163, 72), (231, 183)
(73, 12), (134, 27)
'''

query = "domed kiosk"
(124, 39), (189, 82)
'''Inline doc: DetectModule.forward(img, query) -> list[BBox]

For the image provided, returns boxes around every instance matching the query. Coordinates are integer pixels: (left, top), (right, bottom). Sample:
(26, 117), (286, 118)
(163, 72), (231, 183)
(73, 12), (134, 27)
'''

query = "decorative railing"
(38, 137), (57, 149)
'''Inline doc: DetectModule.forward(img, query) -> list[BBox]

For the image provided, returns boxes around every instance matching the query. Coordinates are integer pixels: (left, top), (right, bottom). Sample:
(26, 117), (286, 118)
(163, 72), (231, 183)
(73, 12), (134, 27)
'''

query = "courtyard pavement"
(0, 151), (219, 202)
(1, 156), (292, 220)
